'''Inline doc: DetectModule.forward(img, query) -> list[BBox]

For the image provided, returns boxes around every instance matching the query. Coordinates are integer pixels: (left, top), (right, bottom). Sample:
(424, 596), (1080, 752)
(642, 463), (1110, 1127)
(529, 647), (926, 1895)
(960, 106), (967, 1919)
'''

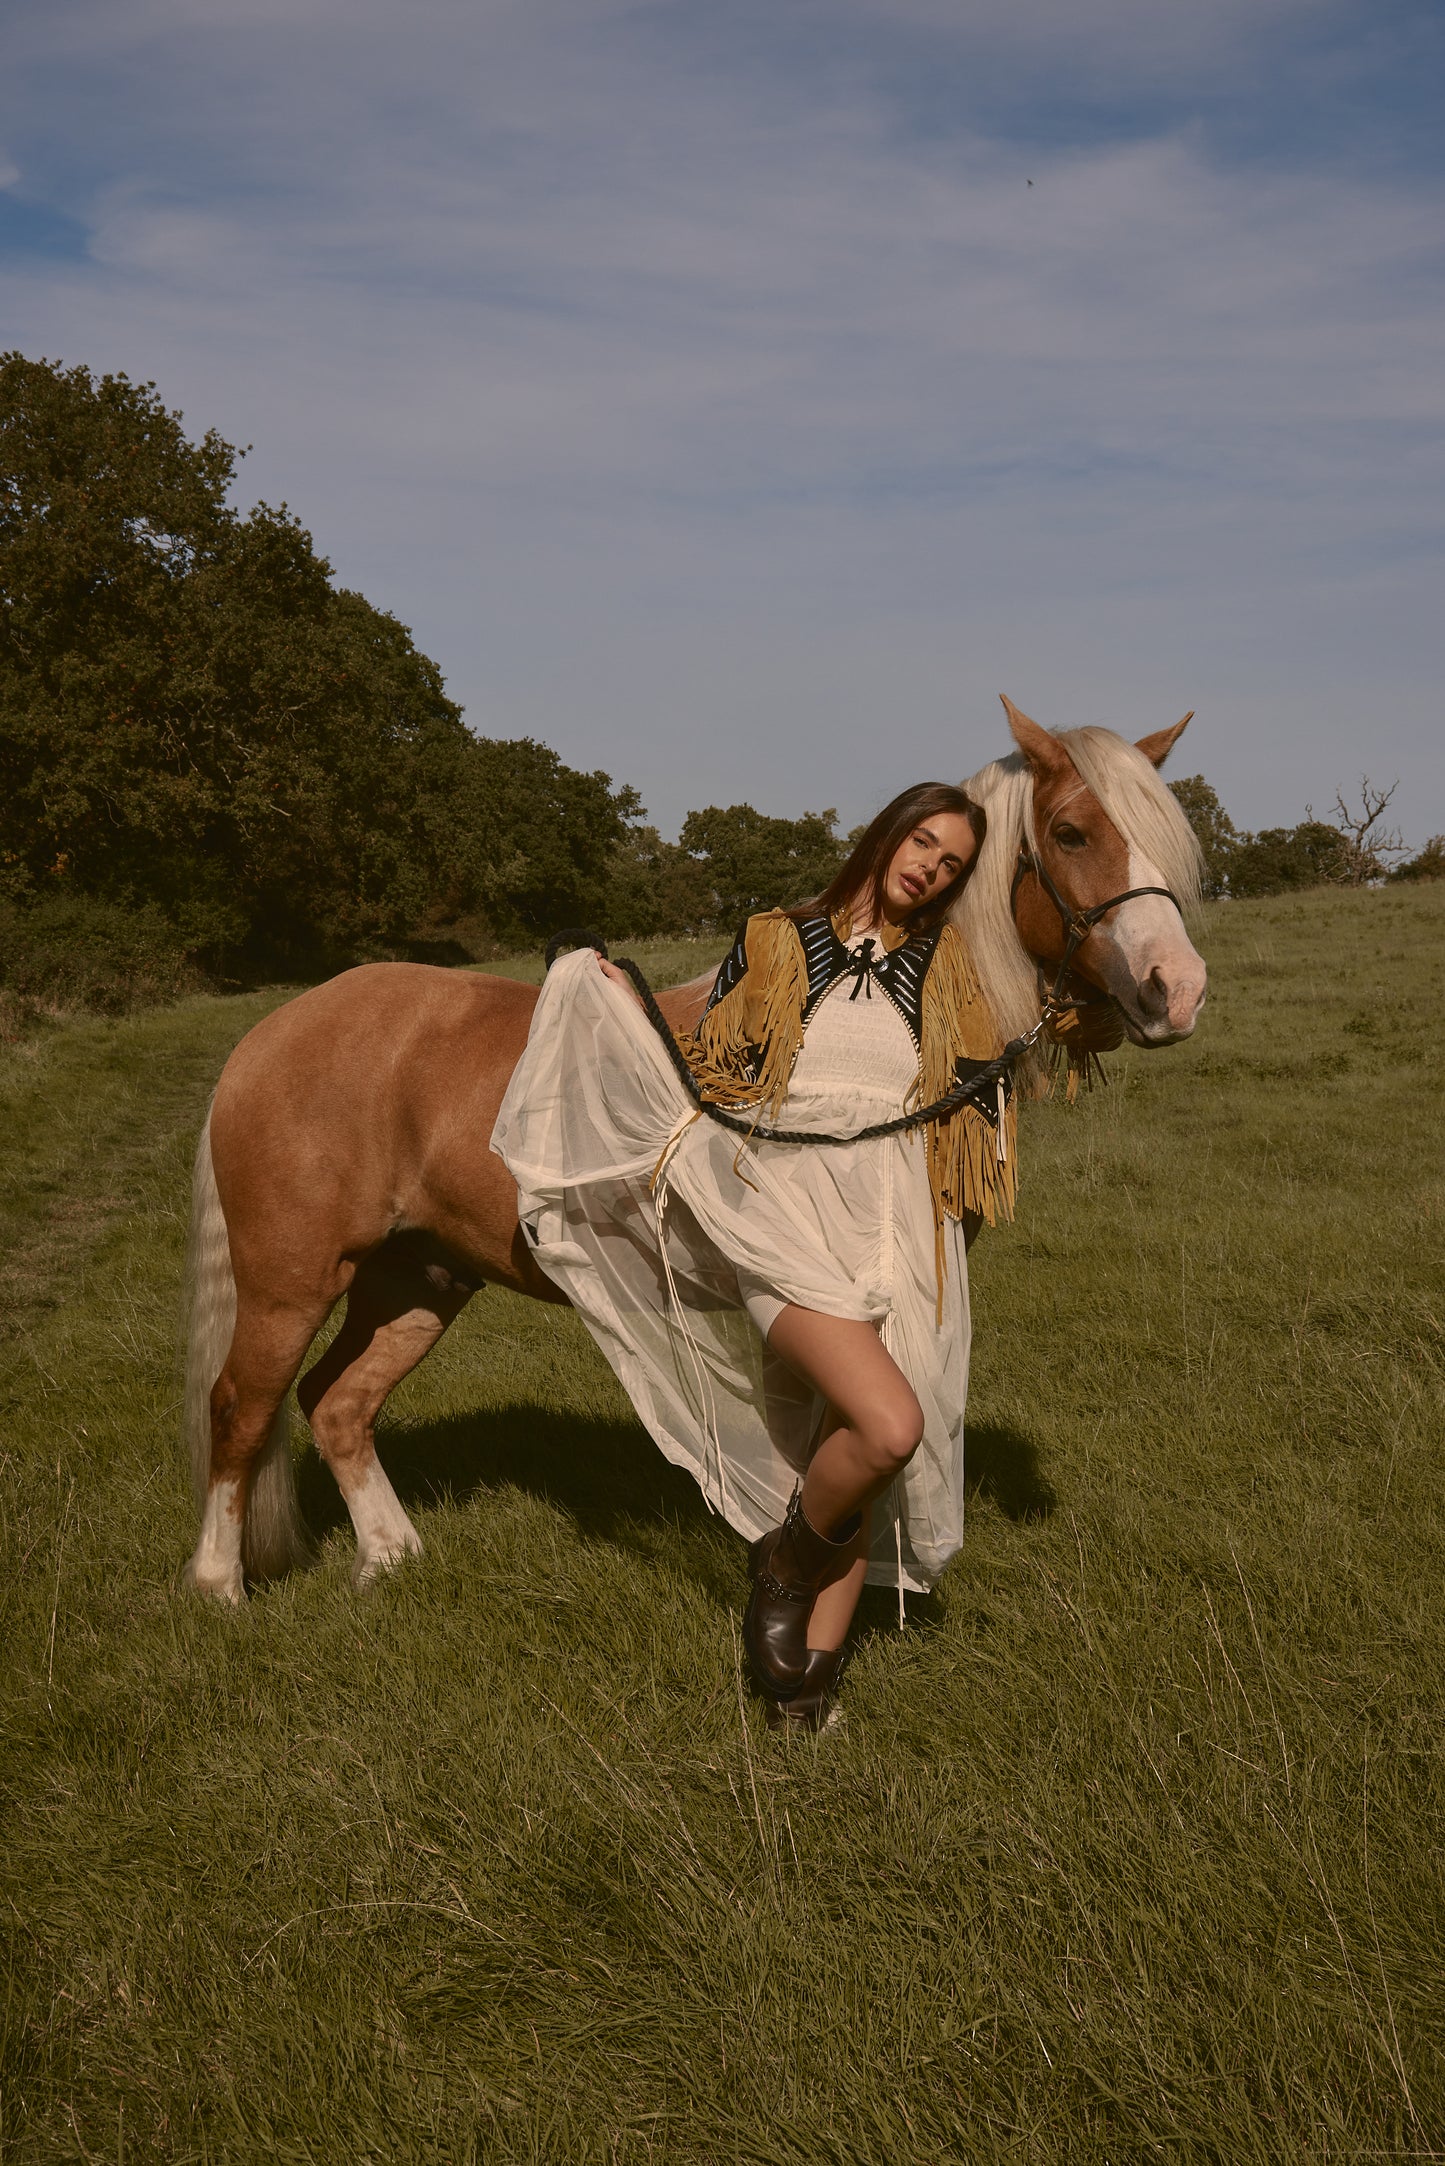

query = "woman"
(491, 783), (1016, 1730)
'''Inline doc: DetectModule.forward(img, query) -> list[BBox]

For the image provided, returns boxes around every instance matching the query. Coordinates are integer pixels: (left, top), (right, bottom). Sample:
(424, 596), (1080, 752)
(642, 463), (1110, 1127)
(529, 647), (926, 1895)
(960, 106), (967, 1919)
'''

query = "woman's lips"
(899, 874), (923, 898)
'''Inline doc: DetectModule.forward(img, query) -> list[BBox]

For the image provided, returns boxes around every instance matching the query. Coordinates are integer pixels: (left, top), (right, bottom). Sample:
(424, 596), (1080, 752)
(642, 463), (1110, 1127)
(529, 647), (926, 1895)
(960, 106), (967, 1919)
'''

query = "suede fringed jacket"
(679, 906), (1018, 1243)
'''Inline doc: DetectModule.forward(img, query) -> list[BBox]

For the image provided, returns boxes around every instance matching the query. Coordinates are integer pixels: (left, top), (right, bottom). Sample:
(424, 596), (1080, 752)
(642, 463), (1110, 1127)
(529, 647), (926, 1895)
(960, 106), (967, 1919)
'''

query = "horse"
(181, 697), (1208, 1602)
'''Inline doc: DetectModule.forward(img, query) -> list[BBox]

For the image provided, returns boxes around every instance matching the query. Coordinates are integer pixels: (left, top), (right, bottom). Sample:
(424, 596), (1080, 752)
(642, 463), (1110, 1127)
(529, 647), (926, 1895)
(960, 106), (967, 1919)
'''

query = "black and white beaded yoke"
(704, 909), (943, 1060)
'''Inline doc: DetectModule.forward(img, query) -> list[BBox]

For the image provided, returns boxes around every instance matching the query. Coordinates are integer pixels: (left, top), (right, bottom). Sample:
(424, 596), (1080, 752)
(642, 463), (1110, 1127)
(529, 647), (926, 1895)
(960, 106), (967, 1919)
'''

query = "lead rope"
(543, 929), (1043, 1149)
(615, 951), (1042, 1148)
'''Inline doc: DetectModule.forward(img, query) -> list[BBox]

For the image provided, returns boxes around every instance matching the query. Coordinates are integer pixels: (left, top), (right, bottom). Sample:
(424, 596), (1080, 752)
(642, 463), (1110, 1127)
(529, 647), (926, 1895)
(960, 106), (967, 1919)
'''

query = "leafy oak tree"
(1167, 771), (1406, 899)
(1168, 775), (1237, 899)
(0, 353), (638, 967)
(602, 805), (848, 940)
(1226, 821), (1353, 897)
(602, 823), (716, 939)
(1390, 836), (1445, 882)
(676, 803), (845, 927)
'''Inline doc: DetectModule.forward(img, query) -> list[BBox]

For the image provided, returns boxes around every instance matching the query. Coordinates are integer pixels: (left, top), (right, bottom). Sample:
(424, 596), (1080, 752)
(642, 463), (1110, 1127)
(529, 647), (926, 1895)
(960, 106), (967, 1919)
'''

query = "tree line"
(2, 353), (1438, 1017)
(0, 354), (848, 991)
(1167, 774), (1442, 898)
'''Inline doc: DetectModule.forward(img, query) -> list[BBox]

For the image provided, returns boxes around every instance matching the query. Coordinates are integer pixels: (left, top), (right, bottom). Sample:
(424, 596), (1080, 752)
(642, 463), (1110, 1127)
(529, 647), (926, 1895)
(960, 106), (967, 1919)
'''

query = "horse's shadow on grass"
(962, 1421), (1058, 1526)
(297, 1404), (741, 1604)
(296, 1404), (1055, 1625)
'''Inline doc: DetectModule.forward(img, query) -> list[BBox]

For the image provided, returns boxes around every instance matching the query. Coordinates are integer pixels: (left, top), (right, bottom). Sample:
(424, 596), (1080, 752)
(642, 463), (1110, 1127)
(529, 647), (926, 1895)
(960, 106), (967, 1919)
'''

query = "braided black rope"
(555, 941), (1040, 1148)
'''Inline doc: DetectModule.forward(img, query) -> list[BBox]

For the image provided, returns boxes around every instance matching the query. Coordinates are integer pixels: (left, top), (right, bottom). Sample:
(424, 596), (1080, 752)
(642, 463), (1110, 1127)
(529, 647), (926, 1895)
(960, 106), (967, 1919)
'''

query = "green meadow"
(2, 892), (1442, 2162)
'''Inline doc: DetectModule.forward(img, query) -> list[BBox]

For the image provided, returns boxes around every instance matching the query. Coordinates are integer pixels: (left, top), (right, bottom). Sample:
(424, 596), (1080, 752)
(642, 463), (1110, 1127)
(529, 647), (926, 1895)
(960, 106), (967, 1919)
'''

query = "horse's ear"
(1135, 712), (1194, 768)
(1000, 693), (1069, 775)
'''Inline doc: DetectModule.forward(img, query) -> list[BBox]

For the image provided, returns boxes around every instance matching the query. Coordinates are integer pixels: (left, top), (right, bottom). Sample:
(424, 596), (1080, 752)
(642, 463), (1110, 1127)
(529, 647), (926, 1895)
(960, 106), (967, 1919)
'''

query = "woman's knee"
(860, 1391), (925, 1476)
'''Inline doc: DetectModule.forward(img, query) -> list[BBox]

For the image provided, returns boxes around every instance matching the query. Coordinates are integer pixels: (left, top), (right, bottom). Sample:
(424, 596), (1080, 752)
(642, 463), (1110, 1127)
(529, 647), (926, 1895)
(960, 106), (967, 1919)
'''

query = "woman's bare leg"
(803, 1513), (869, 1652)
(768, 1306), (923, 1527)
(765, 1306), (924, 1651)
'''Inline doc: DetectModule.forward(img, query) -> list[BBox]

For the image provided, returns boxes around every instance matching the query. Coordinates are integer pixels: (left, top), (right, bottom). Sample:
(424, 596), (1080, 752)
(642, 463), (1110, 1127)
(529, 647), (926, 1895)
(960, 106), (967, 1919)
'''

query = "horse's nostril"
(1139, 966), (1170, 1017)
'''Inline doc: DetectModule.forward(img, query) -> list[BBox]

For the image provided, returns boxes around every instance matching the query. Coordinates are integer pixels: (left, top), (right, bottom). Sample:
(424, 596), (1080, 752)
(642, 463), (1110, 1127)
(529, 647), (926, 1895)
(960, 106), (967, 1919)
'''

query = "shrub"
(1390, 836), (1445, 882)
(0, 894), (202, 1022)
(1227, 820), (1353, 898)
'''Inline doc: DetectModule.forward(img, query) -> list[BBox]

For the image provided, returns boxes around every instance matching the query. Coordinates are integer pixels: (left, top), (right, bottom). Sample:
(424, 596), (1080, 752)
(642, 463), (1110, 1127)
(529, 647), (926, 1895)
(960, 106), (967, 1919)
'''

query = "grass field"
(2, 894), (1443, 2162)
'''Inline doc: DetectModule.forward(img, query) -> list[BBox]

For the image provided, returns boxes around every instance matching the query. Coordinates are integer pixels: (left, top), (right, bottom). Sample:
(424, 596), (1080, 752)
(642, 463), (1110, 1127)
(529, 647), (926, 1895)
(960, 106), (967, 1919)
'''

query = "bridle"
(1011, 839), (1183, 1026)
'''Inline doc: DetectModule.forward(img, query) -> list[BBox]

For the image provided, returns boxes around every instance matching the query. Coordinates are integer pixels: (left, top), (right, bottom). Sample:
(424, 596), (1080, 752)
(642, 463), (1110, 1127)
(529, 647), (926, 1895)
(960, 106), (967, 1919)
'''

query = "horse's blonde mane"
(954, 725), (1205, 1092)
(953, 754), (1040, 1059)
(1063, 727), (1205, 917)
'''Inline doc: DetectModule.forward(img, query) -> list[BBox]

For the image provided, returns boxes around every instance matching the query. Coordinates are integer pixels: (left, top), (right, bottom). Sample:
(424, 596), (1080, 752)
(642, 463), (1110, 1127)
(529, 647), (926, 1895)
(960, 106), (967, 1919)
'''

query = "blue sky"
(3, 0), (1442, 841)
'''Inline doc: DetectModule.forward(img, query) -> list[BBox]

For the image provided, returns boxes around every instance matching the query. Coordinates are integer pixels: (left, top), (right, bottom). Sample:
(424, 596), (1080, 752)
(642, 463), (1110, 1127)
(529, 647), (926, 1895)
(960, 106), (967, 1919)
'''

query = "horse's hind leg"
(296, 1239), (475, 1589)
(186, 1296), (328, 1602)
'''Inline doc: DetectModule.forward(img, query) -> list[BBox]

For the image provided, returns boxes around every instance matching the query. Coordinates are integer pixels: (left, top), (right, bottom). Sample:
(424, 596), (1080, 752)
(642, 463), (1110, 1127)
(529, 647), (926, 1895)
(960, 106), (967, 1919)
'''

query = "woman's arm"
(598, 920), (752, 1013)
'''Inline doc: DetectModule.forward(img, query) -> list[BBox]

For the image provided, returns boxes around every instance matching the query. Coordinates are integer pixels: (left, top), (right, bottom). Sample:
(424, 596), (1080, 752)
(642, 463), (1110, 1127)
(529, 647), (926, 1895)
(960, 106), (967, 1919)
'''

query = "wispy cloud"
(3, 0), (1441, 835)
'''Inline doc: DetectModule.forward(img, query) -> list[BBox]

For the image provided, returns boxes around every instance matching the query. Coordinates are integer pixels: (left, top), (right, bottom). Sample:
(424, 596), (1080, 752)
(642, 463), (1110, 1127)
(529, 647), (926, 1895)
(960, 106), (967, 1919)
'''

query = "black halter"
(1010, 841), (1183, 1023)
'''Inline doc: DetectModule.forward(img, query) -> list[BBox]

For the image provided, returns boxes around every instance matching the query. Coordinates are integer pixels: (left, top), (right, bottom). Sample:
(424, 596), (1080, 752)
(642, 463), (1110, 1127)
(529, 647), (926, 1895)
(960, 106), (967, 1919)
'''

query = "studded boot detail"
(744, 1490), (860, 1699)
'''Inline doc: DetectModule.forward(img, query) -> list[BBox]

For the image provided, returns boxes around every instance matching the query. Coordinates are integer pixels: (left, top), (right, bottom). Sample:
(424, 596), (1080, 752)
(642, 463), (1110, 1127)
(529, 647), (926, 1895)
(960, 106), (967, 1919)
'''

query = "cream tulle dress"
(490, 934), (971, 1597)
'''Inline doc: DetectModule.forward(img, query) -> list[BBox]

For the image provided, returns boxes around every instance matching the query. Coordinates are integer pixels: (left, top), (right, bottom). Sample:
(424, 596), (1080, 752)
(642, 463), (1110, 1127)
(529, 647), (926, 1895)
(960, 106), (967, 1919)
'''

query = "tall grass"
(1, 890), (1442, 2161)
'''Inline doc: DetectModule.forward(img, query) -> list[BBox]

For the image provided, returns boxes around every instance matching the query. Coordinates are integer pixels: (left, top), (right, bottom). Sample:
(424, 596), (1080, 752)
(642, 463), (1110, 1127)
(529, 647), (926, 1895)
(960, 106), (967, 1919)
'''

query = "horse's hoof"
(352, 1535), (423, 1590)
(182, 1557), (246, 1605)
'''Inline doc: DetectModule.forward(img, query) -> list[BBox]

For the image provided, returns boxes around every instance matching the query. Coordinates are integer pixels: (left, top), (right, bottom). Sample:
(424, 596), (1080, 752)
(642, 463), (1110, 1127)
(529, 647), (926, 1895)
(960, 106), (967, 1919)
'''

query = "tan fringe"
(649, 1110), (702, 1193)
(1038, 1036), (1110, 1105)
(1039, 985), (1122, 1104)
(679, 911), (808, 1119)
(921, 924), (1018, 1234)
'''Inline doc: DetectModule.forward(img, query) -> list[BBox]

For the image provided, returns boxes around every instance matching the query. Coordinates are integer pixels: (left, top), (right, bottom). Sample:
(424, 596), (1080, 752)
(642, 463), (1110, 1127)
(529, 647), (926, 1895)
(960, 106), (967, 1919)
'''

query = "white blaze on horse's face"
(1092, 847), (1208, 1044)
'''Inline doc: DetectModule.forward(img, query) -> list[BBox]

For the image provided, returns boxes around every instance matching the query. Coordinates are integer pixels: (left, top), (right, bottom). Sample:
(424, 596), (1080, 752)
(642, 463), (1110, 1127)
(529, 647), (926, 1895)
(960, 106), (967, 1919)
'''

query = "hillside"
(2, 886), (1442, 2162)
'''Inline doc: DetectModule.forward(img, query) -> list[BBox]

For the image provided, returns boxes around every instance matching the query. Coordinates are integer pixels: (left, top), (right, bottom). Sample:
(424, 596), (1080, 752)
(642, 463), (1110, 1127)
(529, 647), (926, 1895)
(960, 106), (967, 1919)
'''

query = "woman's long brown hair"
(795, 782), (986, 936)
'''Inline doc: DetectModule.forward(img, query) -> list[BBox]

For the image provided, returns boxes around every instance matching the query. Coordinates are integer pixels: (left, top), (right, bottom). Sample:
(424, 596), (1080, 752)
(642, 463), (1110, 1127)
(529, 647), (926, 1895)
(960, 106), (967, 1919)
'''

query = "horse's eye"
(1054, 823), (1086, 849)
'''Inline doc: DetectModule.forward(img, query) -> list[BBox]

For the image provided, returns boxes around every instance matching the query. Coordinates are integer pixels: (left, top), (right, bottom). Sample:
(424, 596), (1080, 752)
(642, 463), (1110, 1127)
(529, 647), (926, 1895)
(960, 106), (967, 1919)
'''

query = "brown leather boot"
(744, 1491), (860, 1699)
(764, 1647), (845, 1732)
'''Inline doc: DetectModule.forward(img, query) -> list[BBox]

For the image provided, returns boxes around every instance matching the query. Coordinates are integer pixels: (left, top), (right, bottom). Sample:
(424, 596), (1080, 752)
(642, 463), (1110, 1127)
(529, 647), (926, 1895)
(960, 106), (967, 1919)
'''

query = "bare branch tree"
(1323, 776), (1406, 886)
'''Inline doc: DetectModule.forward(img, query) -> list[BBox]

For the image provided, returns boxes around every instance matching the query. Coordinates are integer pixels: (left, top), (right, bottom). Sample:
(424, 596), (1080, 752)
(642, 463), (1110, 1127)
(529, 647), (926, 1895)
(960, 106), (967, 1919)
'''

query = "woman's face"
(881, 810), (977, 923)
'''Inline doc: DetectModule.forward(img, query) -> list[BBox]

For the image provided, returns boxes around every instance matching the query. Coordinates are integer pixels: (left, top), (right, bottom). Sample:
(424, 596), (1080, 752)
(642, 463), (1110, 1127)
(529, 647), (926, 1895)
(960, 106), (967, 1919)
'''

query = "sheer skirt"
(491, 946), (972, 1592)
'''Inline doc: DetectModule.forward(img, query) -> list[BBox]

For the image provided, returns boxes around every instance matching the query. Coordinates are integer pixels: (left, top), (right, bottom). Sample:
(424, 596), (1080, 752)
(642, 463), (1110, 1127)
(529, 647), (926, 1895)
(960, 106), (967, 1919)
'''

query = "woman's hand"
(597, 955), (645, 1007)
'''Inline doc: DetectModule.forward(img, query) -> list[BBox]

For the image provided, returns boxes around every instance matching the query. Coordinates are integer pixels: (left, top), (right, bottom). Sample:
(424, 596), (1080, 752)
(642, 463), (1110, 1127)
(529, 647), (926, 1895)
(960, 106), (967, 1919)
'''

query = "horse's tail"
(183, 1104), (310, 1580)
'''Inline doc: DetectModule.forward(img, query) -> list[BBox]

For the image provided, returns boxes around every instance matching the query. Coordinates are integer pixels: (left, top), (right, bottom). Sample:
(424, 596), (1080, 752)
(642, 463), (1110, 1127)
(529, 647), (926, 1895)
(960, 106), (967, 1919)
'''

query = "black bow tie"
(847, 937), (877, 999)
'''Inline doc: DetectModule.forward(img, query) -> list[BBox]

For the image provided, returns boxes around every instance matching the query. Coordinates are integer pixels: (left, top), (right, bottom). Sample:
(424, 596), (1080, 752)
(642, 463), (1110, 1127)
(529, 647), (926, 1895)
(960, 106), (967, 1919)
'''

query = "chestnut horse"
(182, 699), (1208, 1601)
